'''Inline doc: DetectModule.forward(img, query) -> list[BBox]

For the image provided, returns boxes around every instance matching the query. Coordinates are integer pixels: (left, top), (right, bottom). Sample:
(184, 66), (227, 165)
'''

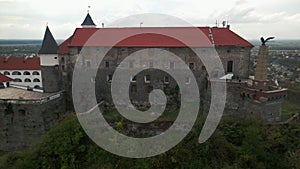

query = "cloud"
(0, 0), (299, 39)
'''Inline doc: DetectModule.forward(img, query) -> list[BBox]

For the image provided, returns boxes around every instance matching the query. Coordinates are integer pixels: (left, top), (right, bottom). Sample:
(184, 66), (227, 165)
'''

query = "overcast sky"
(0, 0), (299, 40)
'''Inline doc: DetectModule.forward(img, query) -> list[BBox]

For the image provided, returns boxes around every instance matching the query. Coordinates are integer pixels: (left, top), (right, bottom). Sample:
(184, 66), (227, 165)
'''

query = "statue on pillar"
(260, 37), (274, 46)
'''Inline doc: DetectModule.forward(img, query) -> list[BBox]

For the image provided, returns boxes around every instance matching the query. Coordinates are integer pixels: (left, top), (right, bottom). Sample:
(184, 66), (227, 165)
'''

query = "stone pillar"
(253, 46), (269, 91)
(255, 46), (268, 80)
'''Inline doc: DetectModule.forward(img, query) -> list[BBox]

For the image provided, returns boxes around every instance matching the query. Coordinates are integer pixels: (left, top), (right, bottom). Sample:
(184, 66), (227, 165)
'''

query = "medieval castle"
(0, 13), (287, 151)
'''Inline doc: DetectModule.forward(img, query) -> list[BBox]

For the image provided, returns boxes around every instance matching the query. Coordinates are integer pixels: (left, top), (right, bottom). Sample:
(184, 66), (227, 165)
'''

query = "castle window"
(149, 61), (154, 68)
(91, 76), (96, 83)
(23, 71), (30, 75)
(4, 71), (10, 75)
(85, 60), (91, 68)
(24, 78), (31, 82)
(170, 62), (175, 69)
(33, 78), (40, 82)
(105, 61), (109, 68)
(13, 78), (22, 82)
(54, 57), (58, 59)
(107, 74), (112, 83)
(185, 77), (191, 84)
(12, 71), (21, 75)
(189, 62), (195, 70)
(32, 71), (40, 75)
(34, 85), (41, 89)
(164, 76), (170, 84)
(227, 60), (233, 72)
(130, 75), (137, 83)
(129, 61), (134, 68)
(144, 75), (151, 83)
(54, 65), (59, 70)
(202, 66), (206, 70)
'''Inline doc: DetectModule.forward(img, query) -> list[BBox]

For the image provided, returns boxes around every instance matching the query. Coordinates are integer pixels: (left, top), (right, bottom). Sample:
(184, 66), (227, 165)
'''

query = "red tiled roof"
(0, 73), (12, 83)
(0, 57), (41, 70)
(58, 36), (72, 54)
(210, 27), (253, 46)
(66, 27), (253, 48)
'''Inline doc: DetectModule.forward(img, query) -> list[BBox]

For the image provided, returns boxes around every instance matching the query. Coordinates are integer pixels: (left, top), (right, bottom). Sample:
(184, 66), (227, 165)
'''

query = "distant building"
(0, 57), (43, 91)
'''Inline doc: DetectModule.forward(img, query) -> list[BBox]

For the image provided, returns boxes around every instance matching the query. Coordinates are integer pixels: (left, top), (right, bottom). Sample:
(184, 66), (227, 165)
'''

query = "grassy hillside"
(0, 113), (299, 169)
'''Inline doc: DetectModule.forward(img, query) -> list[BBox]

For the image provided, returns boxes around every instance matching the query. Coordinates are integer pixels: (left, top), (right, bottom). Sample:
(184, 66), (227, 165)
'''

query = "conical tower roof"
(81, 13), (96, 27)
(38, 26), (58, 54)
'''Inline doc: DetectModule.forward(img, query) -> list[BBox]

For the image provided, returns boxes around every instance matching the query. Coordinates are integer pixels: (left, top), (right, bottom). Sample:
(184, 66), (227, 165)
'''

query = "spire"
(81, 13), (96, 27)
(38, 26), (58, 54)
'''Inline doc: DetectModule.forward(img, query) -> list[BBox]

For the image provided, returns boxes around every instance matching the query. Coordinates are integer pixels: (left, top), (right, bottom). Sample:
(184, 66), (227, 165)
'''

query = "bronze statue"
(260, 37), (275, 46)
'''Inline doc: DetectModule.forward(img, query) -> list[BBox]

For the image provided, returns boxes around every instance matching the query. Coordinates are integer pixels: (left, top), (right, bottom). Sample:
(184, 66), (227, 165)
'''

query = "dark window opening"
(34, 85), (41, 89)
(227, 60), (233, 72)
(12, 71), (21, 75)
(24, 78), (31, 82)
(164, 76), (170, 84)
(33, 78), (40, 82)
(86, 60), (91, 68)
(189, 62), (195, 70)
(23, 71), (30, 75)
(13, 78), (22, 82)
(105, 61), (109, 68)
(144, 75), (151, 83)
(107, 74), (113, 83)
(131, 75), (137, 82)
(32, 71), (39, 75)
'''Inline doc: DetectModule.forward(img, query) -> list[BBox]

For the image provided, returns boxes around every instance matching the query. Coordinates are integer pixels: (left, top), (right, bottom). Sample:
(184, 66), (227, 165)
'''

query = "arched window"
(23, 71), (30, 75)
(34, 85), (41, 89)
(32, 71), (40, 75)
(33, 78), (40, 82)
(13, 78), (22, 82)
(24, 78), (31, 82)
(12, 71), (21, 75)
(4, 71), (10, 75)
(227, 61), (233, 73)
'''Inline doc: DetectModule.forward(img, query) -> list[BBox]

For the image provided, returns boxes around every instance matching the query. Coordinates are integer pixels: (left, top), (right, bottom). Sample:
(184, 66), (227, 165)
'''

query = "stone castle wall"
(63, 46), (252, 111)
(0, 94), (66, 151)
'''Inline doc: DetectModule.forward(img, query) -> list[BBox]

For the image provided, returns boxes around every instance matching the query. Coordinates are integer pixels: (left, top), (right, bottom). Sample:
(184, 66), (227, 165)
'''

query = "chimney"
(227, 24), (230, 29)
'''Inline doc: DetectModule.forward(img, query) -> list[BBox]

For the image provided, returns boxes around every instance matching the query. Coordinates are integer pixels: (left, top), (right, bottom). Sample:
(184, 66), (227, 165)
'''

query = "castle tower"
(240, 37), (287, 123)
(39, 26), (61, 93)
